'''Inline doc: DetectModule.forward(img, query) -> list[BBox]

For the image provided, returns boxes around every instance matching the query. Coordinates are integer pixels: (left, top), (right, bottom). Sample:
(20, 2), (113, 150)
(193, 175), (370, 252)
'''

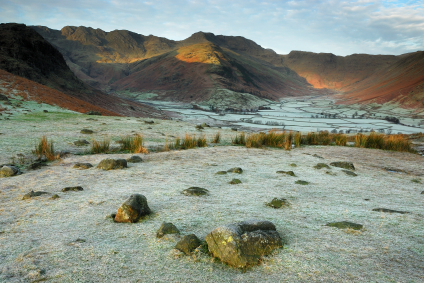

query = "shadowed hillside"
(0, 23), (165, 117)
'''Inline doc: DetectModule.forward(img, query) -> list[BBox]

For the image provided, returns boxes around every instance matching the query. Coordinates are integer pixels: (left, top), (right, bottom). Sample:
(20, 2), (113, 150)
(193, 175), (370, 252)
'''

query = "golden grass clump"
(353, 132), (412, 152)
(355, 133), (367, 148)
(333, 133), (347, 146)
(91, 138), (110, 154)
(181, 134), (197, 149)
(305, 132), (319, 145)
(33, 135), (58, 161)
(197, 135), (207, 147)
(232, 132), (246, 145)
(294, 131), (301, 148)
(120, 134), (148, 153)
(239, 130), (293, 150)
(211, 132), (220, 143)
(318, 131), (331, 145)
(384, 134), (411, 152)
(364, 132), (385, 149)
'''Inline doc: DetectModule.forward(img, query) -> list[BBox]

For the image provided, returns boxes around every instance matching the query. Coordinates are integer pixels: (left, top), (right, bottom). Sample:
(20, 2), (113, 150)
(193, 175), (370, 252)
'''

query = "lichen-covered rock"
(342, 170), (357, 177)
(205, 220), (282, 268)
(295, 180), (309, 185)
(97, 158), (127, 170)
(27, 162), (47, 170)
(0, 165), (20, 177)
(229, 179), (242, 184)
(227, 167), (243, 174)
(276, 171), (295, 176)
(314, 163), (330, 169)
(330, 161), (355, 170)
(372, 208), (410, 214)
(326, 221), (363, 230)
(182, 187), (209, 196)
(73, 163), (93, 169)
(62, 186), (84, 192)
(156, 222), (180, 238)
(266, 198), (290, 208)
(289, 163), (297, 167)
(126, 155), (143, 163)
(51, 194), (60, 199)
(175, 234), (202, 255)
(22, 190), (49, 200)
(114, 194), (151, 223)
(216, 171), (227, 175)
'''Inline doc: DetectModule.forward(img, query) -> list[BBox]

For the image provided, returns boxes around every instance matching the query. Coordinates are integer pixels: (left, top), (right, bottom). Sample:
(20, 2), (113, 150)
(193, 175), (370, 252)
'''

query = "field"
(1, 105), (424, 282)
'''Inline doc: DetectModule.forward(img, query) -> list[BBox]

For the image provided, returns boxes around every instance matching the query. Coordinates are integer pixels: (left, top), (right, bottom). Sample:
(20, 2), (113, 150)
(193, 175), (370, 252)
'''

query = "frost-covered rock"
(22, 190), (49, 200)
(205, 220), (282, 268)
(0, 165), (20, 177)
(114, 194), (151, 223)
(73, 163), (93, 169)
(97, 158), (127, 170)
(182, 187), (209, 196)
(126, 155), (143, 163)
(276, 170), (295, 176)
(175, 234), (201, 255)
(156, 222), (180, 238)
(265, 198), (290, 209)
(326, 221), (363, 230)
(330, 161), (355, 170)
(227, 167), (243, 173)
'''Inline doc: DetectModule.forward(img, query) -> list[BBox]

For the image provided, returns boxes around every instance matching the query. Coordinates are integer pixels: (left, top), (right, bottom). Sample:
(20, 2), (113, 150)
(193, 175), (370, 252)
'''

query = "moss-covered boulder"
(330, 161), (355, 170)
(97, 158), (127, 170)
(229, 179), (242, 184)
(314, 163), (330, 169)
(73, 163), (93, 169)
(295, 180), (309, 185)
(266, 198), (290, 208)
(114, 194), (151, 223)
(326, 221), (363, 230)
(342, 170), (357, 177)
(156, 222), (180, 238)
(182, 187), (209, 196)
(290, 163), (297, 167)
(74, 139), (90, 146)
(216, 171), (227, 175)
(175, 234), (202, 255)
(205, 220), (282, 268)
(62, 186), (84, 192)
(126, 155), (143, 163)
(276, 170), (295, 176)
(22, 190), (49, 200)
(227, 167), (243, 174)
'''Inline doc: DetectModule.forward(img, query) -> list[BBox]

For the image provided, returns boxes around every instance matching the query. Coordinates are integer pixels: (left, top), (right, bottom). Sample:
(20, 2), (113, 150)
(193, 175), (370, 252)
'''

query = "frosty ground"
(0, 112), (423, 282)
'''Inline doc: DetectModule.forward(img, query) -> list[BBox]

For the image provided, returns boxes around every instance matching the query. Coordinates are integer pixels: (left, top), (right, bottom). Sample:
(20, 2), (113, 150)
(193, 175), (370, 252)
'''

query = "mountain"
(0, 23), (164, 117)
(31, 25), (424, 109)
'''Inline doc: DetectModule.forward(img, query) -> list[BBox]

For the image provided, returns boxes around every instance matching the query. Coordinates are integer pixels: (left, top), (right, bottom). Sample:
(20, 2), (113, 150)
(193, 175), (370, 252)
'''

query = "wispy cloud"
(0, 0), (423, 55)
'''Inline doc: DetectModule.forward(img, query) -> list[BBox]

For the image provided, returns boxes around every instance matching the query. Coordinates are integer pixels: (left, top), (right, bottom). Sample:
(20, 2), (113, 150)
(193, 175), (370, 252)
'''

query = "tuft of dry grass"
(333, 134), (347, 146)
(384, 134), (412, 152)
(181, 134), (197, 149)
(211, 132), (221, 143)
(355, 133), (367, 148)
(120, 134), (148, 153)
(305, 132), (319, 145)
(197, 135), (207, 147)
(365, 132), (385, 149)
(237, 130), (293, 150)
(294, 131), (301, 148)
(232, 132), (246, 145)
(33, 135), (58, 161)
(318, 131), (331, 145)
(91, 138), (110, 154)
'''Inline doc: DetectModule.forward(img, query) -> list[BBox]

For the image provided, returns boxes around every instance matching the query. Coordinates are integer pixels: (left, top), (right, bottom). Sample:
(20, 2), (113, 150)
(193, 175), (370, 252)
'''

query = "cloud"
(0, 0), (423, 55)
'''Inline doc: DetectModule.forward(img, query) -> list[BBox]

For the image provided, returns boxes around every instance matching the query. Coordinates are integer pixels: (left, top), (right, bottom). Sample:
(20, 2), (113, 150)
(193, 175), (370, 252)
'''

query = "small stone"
(182, 187), (209, 196)
(156, 222), (180, 238)
(43, 110), (48, 113)
(326, 171), (337, 176)
(80, 129), (94, 134)
(313, 154), (324, 159)
(62, 186), (84, 192)
(27, 162), (47, 170)
(59, 151), (71, 158)
(289, 163), (297, 167)
(330, 162), (355, 170)
(126, 155), (143, 163)
(266, 198), (290, 208)
(144, 120), (154, 124)
(231, 128), (238, 131)
(364, 198), (370, 201)
(326, 221), (363, 230)
(276, 170), (296, 176)
(73, 163), (93, 169)
(86, 110), (102, 115)
(114, 194), (151, 223)
(74, 139), (90, 146)
(342, 170), (357, 176)
(372, 208), (410, 214)
(22, 190), (49, 200)
(295, 180), (309, 185)
(175, 234), (201, 255)
(216, 171), (227, 175)
(227, 167), (243, 173)
(0, 165), (20, 177)
(229, 179), (242, 184)
(314, 163), (330, 169)
(51, 194), (60, 199)
(97, 158), (127, 170)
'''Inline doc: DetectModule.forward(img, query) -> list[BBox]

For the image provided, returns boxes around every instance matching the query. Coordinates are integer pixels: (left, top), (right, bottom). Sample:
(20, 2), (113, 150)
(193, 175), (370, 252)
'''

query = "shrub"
(91, 138), (110, 154)
(120, 134), (148, 153)
(211, 132), (220, 143)
(33, 136), (58, 161)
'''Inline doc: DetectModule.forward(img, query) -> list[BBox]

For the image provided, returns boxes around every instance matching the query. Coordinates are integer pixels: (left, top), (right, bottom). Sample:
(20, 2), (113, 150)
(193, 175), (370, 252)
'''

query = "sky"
(1, 0), (423, 56)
